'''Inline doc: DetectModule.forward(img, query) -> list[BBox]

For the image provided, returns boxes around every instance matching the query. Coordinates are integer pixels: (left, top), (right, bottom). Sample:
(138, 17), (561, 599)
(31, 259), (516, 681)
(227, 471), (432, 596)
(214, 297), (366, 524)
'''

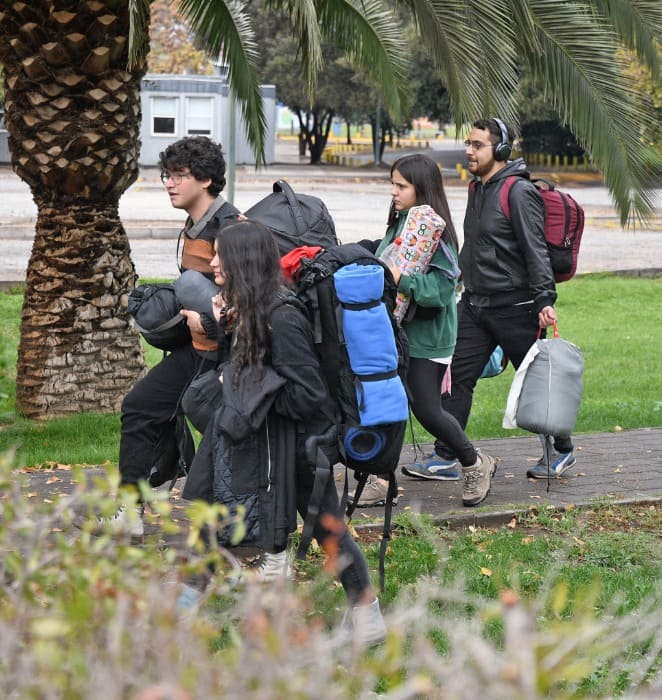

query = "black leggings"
(407, 357), (477, 467)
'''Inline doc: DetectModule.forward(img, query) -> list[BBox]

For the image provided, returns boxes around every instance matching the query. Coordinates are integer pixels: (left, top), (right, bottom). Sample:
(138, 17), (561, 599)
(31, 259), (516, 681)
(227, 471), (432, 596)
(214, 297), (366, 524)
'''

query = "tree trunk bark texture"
(0, 1), (150, 419)
(16, 204), (146, 417)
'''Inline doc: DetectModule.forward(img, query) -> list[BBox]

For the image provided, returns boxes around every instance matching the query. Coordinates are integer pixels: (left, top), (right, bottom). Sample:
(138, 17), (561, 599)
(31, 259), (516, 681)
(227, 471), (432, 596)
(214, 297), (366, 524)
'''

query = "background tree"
(516, 71), (584, 158)
(147, 0), (214, 75)
(251, 1), (401, 164)
(405, 29), (451, 128)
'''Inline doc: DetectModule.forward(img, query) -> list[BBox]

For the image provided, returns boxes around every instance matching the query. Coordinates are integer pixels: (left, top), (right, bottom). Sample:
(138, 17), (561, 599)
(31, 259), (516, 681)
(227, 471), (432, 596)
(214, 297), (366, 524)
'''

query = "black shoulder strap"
(346, 471), (397, 593)
(295, 426), (338, 561)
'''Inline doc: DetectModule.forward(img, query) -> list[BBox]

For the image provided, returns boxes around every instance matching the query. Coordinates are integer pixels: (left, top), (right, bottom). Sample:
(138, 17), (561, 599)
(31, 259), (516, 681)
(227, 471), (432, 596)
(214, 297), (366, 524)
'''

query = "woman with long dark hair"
(354, 154), (496, 508)
(181, 219), (386, 644)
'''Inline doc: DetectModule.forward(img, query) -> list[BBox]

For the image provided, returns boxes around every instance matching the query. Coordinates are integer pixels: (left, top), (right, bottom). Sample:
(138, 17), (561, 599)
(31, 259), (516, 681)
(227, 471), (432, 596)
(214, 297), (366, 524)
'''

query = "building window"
(186, 97), (213, 136)
(151, 97), (177, 135)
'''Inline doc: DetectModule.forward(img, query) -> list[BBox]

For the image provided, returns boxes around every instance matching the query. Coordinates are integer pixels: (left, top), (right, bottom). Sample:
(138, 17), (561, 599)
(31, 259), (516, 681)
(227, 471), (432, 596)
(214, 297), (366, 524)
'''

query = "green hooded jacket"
(376, 210), (459, 359)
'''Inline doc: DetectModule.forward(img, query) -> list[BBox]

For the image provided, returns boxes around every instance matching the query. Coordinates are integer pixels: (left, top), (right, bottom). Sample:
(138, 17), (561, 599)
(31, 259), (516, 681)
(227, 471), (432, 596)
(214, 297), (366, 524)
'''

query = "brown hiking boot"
(462, 451), (497, 507)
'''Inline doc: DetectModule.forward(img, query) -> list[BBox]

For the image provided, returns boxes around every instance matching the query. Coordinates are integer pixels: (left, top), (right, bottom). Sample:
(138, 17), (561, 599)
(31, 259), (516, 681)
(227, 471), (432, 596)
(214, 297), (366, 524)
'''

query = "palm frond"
(521, 0), (661, 224)
(177, 0), (267, 163)
(400, 0), (521, 131)
(266, 0), (323, 95)
(591, 0), (661, 79)
(127, 0), (151, 66)
(315, 0), (410, 121)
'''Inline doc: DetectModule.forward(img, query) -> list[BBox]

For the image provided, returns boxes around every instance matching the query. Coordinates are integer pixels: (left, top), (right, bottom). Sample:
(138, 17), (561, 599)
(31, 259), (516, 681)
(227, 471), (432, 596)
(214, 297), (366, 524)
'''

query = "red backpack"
(499, 177), (585, 282)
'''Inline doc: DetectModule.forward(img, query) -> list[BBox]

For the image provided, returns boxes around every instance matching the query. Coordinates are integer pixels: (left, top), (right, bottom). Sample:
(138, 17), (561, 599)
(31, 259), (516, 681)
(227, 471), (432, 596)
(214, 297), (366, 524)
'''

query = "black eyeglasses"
(160, 171), (193, 185)
(464, 140), (492, 150)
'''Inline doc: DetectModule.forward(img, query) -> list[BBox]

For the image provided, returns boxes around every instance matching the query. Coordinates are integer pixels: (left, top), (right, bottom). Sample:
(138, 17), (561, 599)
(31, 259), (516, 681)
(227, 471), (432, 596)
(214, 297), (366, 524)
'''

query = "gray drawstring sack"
(503, 324), (584, 437)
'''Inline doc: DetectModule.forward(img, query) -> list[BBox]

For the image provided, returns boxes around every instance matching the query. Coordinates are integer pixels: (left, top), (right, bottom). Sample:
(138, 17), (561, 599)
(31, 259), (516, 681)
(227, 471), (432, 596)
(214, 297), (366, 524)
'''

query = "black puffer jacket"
(182, 296), (336, 551)
(461, 158), (557, 314)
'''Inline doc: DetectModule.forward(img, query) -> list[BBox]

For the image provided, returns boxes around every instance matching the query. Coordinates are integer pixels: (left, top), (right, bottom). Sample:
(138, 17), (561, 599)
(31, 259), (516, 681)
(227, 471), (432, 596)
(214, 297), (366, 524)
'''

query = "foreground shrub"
(1, 451), (660, 698)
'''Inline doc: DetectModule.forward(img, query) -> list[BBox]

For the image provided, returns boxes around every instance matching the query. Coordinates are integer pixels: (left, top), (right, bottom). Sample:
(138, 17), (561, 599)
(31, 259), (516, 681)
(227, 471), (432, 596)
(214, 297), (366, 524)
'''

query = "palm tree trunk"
(0, 1), (149, 419)
(16, 203), (146, 417)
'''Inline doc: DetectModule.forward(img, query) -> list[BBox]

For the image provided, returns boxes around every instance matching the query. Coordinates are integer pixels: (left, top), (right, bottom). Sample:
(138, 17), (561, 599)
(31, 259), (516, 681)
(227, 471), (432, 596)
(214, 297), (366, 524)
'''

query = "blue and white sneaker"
(527, 450), (577, 479)
(402, 456), (460, 481)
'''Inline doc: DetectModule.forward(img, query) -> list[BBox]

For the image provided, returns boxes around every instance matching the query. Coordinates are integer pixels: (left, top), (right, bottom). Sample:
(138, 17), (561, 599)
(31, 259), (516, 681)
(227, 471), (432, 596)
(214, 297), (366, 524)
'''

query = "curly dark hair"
(387, 153), (458, 250)
(158, 136), (226, 196)
(215, 220), (283, 382)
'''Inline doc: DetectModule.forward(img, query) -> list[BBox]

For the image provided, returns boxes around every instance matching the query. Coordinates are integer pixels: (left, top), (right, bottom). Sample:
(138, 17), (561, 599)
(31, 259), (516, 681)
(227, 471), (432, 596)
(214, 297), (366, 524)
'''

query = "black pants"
(407, 357), (477, 467)
(435, 296), (573, 458)
(119, 344), (216, 485)
(296, 455), (372, 603)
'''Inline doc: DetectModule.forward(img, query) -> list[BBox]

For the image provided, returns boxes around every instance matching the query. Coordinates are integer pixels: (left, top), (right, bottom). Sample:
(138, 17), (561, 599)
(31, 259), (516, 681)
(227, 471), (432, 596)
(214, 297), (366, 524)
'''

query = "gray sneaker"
(462, 451), (497, 507)
(252, 550), (293, 582)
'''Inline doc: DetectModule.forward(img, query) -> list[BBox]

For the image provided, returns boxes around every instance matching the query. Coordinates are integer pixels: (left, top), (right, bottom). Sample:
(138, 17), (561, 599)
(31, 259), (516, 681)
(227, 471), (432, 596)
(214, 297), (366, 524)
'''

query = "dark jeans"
(119, 344), (216, 485)
(435, 296), (573, 458)
(296, 456), (372, 604)
(407, 357), (477, 467)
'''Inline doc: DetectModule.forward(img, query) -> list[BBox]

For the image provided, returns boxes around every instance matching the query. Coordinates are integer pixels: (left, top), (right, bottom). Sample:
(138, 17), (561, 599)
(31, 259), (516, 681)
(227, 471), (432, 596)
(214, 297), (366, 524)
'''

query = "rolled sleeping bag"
(333, 264), (409, 425)
(343, 426), (387, 462)
(173, 269), (221, 319)
(333, 263), (398, 374)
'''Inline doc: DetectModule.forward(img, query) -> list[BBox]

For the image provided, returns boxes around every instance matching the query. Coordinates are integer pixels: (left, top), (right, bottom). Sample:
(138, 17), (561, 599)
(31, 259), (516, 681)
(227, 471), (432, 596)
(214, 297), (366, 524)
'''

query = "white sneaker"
(247, 550), (293, 582)
(94, 505), (144, 538)
(342, 598), (387, 647)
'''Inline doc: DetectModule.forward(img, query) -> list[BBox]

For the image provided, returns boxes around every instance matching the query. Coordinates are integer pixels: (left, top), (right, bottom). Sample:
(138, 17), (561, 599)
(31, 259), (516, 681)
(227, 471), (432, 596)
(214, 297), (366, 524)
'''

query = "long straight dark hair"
(215, 219), (283, 379)
(387, 154), (458, 250)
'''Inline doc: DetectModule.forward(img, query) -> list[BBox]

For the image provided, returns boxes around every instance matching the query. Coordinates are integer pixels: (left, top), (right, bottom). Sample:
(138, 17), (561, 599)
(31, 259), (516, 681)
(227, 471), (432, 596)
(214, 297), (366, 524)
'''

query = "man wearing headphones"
(435, 118), (575, 495)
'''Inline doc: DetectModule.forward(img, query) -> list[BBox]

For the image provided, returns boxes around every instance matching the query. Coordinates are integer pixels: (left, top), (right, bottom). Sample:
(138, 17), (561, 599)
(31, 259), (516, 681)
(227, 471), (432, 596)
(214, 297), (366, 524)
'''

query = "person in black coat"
(180, 219), (386, 645)
(437, 118), (575, 483)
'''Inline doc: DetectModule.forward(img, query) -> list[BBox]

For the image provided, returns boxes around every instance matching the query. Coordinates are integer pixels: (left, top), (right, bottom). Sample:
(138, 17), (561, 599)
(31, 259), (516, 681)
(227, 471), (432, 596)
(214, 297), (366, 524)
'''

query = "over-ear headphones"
(492, 117), (512, 162)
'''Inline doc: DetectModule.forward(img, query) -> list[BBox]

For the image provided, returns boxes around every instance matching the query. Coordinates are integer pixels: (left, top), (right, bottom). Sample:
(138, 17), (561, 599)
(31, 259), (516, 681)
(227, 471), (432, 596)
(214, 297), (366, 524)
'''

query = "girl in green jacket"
(354, 154), (496, 508)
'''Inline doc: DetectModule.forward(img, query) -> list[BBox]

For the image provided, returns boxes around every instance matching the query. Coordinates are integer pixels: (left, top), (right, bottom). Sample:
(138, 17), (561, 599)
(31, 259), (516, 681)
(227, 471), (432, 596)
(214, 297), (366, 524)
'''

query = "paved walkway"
(20, 428), (662, 541)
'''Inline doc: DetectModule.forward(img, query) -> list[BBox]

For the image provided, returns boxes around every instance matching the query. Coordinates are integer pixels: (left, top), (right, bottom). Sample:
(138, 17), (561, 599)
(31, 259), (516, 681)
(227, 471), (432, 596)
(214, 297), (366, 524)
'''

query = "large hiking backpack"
(244, 180), (339, 255)
(498, 177), (585, 282)
(288, 243), (410, 591)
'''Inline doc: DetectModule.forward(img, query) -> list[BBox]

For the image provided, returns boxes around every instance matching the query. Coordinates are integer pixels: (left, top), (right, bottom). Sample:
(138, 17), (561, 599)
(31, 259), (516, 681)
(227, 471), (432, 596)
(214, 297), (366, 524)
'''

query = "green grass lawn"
(1, 274), (661, 467)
